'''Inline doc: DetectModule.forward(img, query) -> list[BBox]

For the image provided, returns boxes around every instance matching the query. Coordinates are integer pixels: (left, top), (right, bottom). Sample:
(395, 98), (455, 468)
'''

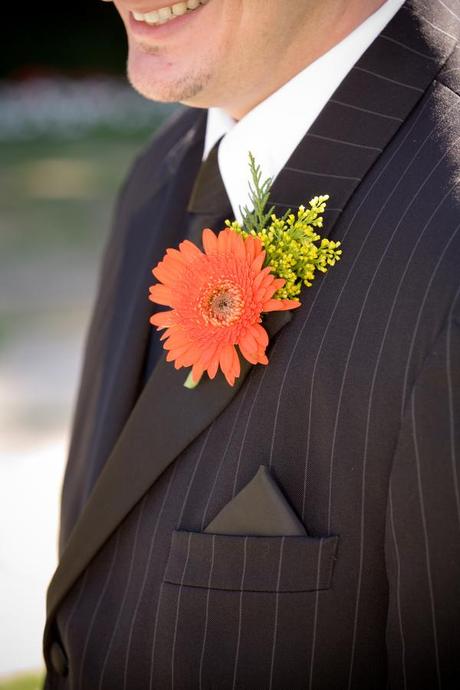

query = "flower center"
(201, 280), (244, 327)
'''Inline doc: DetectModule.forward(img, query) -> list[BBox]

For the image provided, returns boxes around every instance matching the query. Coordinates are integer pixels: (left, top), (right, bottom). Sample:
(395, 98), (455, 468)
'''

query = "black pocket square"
(204, 465), (307, 537)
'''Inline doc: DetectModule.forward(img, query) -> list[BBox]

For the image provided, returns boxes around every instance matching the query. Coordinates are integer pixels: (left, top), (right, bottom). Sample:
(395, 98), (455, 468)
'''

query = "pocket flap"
(164, 530), (339, 592)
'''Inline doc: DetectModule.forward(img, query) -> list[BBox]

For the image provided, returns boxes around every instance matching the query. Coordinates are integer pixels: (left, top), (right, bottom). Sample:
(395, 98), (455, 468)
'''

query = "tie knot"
(187, 140), (232, 216)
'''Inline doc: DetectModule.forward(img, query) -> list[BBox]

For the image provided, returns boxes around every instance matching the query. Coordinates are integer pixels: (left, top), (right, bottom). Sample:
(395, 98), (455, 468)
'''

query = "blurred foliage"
(0, 673), (44, 690)
(0, 132), (150, 260)
(2, 1), (125, 78)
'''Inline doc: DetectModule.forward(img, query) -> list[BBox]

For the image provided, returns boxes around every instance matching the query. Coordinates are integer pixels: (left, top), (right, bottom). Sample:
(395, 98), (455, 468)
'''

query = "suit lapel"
(45, 0), (457, 649)
(63, 110), (208, 517)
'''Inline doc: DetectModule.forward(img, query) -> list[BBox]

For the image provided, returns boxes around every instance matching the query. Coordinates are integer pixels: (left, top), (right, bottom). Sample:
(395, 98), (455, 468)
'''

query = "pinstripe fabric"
(44, 1), (460, 688)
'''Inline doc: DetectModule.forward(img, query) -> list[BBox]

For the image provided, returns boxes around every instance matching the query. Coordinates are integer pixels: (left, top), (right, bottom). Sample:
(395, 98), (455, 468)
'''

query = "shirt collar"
(203, 0), (405, 221)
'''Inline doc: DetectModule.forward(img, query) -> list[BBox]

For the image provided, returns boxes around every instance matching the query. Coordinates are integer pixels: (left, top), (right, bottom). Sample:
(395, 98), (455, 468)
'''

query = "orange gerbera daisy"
(149, 228), (300, 386)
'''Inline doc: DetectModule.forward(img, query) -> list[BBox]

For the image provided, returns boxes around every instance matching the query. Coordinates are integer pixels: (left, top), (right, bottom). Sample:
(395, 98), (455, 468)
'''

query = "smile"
(131, 0), (209, 26)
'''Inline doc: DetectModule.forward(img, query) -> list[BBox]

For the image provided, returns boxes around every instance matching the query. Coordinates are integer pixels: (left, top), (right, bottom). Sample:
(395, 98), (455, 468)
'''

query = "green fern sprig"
(226, 152), (342, 299)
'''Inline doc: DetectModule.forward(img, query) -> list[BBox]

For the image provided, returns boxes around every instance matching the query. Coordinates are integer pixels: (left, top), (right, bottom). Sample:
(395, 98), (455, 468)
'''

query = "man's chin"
(127, 48), (210, 105)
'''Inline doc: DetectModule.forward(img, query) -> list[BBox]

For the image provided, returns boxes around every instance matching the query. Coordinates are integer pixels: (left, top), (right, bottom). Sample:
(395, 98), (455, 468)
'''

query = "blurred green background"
(0, 1), (176, 685)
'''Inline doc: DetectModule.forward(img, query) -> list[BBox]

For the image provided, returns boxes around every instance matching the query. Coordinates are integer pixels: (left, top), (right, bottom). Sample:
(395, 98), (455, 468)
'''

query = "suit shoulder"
(437, 42), (460, 97)
(132, 105), (204, 173)
(119, 105), (205, 203)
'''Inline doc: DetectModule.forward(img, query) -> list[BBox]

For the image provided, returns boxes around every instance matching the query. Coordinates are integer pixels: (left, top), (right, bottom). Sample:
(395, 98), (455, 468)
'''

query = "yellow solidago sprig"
(226, 153), (342, 300)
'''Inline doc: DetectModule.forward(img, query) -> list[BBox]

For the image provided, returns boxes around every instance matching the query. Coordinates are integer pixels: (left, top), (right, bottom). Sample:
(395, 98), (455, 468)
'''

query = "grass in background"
(0, 673), (44, 690)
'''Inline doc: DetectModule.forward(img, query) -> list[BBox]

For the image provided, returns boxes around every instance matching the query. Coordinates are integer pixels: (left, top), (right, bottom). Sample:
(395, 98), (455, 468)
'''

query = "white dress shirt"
(203, 0), (405, 221)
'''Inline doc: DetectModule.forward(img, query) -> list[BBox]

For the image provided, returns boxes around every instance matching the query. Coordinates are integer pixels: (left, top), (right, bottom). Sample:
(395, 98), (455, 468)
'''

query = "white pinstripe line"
(308, 539), (324, 690)
(78, 532), (120, 690)
(62, 569), (89, 649)
(171, 531), (193, 690)
(329, 137), (460, 544)
(388, 487), (408, 690)
(350, 212), (460, 687)
(331, 121), (460, 533)
(268, 537), (286, 690)
(268, 91), (436, 521)
(149, 581), (167, 687)
(353, 65), (425, 92)
(149, 430), (212, 687)
(329, 98), (405, 122)
(231, 536), (248, 690)
(234, 339), (280, 488)
(125, 464), (177, 690)
(307, 132), (383, 152)
(379, 34), (436, 61)
(437, 0), (460, 22)
(201, 384), (251, 530)
(177, 426), (213, 527)
(198, 533), (216, 690)
(127, 464), (177, 690)
(344, 191), (460, 687)
(400, 193), (460, 420)
(338, 175), (460, 686)
(283, 166), (361, 181)
(196, 388), (252, 682)
(415, 9), (458, 40)
(307, 97), (450, 525)
(341, 178), (460, 689)
(411, 394), (442, 689)
(98, 497), (147, 690)
(445, 287), (460, 529)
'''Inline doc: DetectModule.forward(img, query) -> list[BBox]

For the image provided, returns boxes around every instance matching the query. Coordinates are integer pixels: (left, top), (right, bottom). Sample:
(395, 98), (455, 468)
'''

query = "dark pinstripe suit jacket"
(44, 1), (460, 688)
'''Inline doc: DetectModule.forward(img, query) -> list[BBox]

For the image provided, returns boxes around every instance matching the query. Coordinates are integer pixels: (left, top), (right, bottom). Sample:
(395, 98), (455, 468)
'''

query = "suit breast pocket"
(164, 464), (339, 592)
(164, 529), (339, 593)
(152, 529), (339, 689)
(151, 465), (339, 688)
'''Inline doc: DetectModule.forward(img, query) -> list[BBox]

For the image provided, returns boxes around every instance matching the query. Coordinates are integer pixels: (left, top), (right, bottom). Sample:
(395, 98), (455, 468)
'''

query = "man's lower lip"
(128, 4), (205, 38)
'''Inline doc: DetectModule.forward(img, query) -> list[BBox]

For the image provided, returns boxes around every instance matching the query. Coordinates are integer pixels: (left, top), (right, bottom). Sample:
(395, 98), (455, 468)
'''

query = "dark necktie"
(142, 139), (234, 383)
(186, 138), (233, 244)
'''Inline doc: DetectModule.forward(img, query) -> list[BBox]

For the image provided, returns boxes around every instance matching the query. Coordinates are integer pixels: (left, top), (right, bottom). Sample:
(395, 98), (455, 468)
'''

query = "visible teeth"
(158, 6), (172, 19)
(144, 10), (159, 23)
(172, 2), (187, 15)
(131, 0), (207, 25)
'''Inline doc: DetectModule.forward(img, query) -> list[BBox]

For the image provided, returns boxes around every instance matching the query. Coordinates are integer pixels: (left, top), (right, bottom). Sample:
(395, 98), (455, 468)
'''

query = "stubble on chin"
(132, 41), (161, 56)
(127, 45), (213, 105)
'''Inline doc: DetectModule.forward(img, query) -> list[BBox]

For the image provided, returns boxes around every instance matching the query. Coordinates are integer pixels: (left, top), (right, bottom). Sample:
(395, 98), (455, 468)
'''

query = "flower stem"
(184, 370), (202, 389)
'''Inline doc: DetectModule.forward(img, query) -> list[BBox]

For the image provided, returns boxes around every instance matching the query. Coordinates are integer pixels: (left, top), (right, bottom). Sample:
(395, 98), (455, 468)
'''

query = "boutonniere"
(149, 154), (342, 388)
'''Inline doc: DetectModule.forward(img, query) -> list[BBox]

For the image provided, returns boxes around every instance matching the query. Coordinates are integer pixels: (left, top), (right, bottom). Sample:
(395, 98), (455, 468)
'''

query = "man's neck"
(224, 0), (388, 120)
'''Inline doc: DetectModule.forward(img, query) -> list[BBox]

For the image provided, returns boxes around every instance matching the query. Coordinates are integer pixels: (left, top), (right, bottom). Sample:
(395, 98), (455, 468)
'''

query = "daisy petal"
(263, 298), (301, 312)
(219, 344), (238, 385)
(149, 284), (174, 307)
(202, 228), (218, 255)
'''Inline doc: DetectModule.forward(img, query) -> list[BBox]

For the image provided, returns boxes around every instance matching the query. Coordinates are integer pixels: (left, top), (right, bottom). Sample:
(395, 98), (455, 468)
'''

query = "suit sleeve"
(384, 315), (460, 690)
